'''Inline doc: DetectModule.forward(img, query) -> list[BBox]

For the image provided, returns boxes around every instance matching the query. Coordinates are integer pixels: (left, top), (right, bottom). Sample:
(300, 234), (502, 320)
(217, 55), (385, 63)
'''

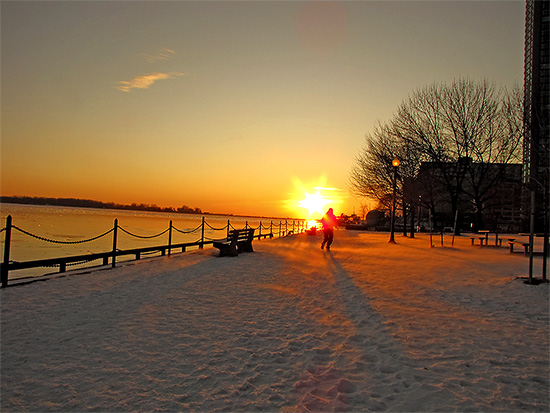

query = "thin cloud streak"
(115, 72), (184, 92)
(140, 47), (176, 63)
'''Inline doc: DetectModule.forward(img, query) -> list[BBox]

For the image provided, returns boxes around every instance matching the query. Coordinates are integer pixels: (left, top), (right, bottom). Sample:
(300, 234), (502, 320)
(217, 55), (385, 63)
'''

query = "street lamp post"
(389, 157), (400, 243)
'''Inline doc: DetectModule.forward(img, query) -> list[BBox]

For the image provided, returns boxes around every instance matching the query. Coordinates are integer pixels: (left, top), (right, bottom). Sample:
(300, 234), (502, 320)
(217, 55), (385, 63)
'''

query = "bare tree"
(442, 80), (523, 229)
(467, 85), (523, 224)
(350, 78), (523, 231)
(349, 122), (400, 210)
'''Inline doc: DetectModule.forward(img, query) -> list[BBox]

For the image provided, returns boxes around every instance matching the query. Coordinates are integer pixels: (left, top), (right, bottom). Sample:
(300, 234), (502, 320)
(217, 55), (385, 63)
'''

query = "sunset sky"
(1, 1), (525, 218)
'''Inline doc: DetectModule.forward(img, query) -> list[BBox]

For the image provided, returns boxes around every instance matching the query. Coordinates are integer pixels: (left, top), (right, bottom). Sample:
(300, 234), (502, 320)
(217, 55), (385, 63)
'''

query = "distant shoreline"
(0, 196), (298, 221)
(0, 195), (205, 215)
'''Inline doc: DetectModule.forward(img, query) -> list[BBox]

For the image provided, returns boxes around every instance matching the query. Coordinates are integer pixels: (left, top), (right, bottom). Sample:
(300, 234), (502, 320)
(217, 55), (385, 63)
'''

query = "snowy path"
(1, 231), (548, 411)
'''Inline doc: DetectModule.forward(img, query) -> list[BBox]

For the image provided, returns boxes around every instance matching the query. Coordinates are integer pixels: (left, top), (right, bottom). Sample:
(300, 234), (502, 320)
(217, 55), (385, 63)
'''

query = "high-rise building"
(523, 0), (549, 232)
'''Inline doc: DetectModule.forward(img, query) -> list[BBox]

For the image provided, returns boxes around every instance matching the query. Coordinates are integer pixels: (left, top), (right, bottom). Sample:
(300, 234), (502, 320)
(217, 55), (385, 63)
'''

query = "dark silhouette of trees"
(0, 196), (204, 215)
(350, 78), (523, 231)
(349, 122), (401, 210)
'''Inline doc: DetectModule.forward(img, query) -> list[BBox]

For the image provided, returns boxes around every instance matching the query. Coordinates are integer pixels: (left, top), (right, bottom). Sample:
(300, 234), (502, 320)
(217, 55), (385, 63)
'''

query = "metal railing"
(1, 215), (306, 287)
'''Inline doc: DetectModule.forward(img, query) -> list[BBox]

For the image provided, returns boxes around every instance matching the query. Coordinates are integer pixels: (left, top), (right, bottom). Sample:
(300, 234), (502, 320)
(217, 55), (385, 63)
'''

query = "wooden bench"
(471, 232), (504, 247)
(508, 240), (529, 255)
(471, 237), (487, 246)
(213, 228), (255, 257)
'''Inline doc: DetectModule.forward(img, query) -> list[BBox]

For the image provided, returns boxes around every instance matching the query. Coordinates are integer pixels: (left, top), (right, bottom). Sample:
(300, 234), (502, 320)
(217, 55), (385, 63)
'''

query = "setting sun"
(289, 176), (344, 218)
(299, 191), (330, 216)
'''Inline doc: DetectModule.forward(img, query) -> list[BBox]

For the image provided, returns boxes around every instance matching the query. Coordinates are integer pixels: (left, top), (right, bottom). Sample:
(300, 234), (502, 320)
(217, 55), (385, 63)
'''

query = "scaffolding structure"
(523, 0), (549, 281)
(523, 0), (549, 230)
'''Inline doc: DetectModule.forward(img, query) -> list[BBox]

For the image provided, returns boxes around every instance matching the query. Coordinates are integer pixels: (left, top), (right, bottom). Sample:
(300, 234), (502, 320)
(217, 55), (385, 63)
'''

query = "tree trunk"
(409, 203), (415, 238)
(402, 202), (408, 237)
(430, 206), (438, 231)
(474, 199), (484, 231)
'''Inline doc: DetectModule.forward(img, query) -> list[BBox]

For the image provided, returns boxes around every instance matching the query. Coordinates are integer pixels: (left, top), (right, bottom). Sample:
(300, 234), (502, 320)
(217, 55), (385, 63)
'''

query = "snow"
(1, 231), (548, 411)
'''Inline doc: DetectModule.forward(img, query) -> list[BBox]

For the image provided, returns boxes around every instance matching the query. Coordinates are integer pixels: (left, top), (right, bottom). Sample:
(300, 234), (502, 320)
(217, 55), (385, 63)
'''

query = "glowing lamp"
(389, 157), (400, 243)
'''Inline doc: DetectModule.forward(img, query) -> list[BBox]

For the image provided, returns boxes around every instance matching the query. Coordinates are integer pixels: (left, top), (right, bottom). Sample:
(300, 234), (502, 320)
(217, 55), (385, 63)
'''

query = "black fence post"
(200, 217), (205, 249)
(1, 215), (12, 288)
(112, 219), (118, 268)
(227, 219), (230, 238)
(168, 220), (173, 256)
(259, 221), (262, 239)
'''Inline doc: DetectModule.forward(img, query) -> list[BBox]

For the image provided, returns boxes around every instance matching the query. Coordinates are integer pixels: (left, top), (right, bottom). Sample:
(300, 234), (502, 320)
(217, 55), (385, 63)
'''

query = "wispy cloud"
(115, 72), (184, 92)
(140, 47), (176, 63)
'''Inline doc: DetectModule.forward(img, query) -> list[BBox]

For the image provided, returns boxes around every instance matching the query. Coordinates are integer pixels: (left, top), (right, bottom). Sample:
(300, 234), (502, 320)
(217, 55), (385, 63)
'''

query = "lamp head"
(392, 158), (400, 167)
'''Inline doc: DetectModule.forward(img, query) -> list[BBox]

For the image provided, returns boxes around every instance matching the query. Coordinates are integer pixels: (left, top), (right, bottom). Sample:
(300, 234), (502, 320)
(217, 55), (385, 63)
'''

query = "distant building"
(365, 210), (386, 230)
(523, 0), (549, 232)
(482, 164), (525, 233)
(413, 161), (524, 233)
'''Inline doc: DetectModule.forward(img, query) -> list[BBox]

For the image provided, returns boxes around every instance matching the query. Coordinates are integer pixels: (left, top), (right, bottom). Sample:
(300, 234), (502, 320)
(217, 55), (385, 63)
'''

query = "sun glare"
(289, 176), (342, 219)
(299, 191), (330, 217)
(307, 220), (319, 229)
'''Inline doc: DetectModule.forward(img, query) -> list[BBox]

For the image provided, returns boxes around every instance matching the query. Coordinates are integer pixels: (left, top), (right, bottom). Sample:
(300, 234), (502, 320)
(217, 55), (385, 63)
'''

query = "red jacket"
(321, 210), (337, 230)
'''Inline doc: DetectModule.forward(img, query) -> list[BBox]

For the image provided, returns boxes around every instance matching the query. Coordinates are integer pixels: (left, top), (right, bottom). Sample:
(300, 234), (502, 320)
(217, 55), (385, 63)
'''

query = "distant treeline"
(0, 196), (204, 215)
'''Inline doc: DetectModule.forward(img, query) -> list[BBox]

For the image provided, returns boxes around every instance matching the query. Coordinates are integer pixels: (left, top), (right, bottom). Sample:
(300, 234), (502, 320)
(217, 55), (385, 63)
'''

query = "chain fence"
(1, 215), (307, 287)
(11, 225), (114, 244)
(118, 226), (169, 239)
(173, 223), (204, 234)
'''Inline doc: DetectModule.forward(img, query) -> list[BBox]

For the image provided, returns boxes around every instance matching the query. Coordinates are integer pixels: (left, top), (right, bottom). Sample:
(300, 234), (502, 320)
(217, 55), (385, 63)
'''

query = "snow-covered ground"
(1, 230), (548, 412)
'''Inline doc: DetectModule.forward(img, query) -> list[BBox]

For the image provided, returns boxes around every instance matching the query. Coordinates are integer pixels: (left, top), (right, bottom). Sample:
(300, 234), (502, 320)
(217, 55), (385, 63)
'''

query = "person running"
(321, 208), (337, 250)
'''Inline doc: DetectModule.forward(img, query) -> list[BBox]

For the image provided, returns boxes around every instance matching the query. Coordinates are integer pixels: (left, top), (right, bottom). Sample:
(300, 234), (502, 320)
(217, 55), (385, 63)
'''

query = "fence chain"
(4, 256), (100, 269)
(52, 258), (100, 268)
(2, 216), (305, 287)
(204, 222), (228, 231)
(139, 250), (161, 257)
(118, 226), (169, 239)
(204, 236), (222, 241)
(12, 225), (114, 244)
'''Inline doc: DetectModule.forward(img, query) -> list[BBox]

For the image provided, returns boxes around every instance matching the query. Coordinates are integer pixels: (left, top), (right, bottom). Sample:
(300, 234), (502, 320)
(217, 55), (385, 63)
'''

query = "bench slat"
(508, 241), (530, 255)
(213, 228), (255, 257)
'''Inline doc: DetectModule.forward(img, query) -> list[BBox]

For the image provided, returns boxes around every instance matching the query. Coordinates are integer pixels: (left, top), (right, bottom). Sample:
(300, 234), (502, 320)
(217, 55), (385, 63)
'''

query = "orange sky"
(0, 1), (525, 219)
